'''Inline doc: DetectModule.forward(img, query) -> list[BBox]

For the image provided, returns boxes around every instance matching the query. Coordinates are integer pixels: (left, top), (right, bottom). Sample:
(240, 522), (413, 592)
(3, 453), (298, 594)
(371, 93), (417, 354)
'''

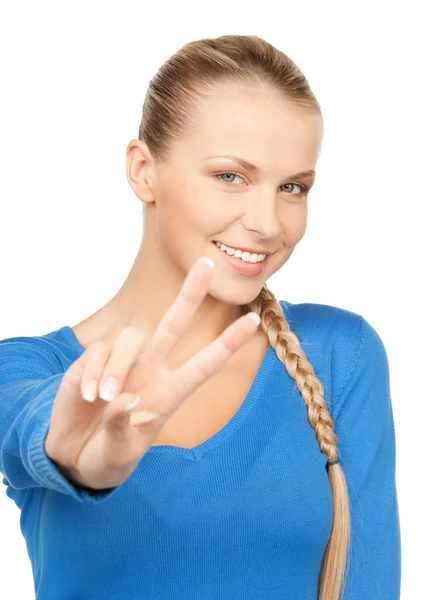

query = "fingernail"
(83, 379), (97, 403)
(124, 395), (140, 413)
(246, 312), (261, 326)
(99, 376), (118, 402)
(198, 257), (214, 269)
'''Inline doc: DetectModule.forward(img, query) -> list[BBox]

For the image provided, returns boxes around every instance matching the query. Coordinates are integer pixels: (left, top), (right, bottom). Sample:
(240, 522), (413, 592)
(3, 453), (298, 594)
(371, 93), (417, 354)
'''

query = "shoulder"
(278, 300), (389, 406)
(0, 326), (80, 379)
(280, 299), (363, 333)
(278, 299), (366, 352)
(278, 299), (386, 347)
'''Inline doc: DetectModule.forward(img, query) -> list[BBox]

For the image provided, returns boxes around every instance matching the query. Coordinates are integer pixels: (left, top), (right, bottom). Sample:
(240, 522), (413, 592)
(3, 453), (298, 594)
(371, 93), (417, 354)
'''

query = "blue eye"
(217, 172), (244, 186)
(215, 172), (310, 196)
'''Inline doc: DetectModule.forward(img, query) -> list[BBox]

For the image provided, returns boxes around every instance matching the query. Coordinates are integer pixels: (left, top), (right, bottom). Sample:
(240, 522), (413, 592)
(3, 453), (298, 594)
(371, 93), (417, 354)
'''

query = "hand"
(45, 257), (261, 490)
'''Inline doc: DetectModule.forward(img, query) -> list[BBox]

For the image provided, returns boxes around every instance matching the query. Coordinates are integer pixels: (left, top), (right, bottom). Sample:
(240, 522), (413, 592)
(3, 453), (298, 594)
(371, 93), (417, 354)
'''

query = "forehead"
(180, 83), (323, 165)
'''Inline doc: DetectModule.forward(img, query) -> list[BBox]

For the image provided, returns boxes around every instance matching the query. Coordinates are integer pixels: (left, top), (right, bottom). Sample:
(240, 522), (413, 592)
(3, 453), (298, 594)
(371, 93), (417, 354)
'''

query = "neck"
(72, 216), (245, 360)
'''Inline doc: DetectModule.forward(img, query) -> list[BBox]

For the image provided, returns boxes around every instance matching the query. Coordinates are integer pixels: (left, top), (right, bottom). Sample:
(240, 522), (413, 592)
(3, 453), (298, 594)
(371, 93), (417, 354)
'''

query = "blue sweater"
(0, 301), (401, 599)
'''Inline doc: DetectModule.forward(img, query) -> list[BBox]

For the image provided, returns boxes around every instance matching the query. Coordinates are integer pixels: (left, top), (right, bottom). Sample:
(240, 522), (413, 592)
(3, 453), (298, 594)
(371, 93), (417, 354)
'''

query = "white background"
(0, 1), (430, 598)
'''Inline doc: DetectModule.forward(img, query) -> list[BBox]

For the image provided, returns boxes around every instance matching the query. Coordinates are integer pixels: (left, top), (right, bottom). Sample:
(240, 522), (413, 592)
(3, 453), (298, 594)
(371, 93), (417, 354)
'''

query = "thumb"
(103, 393), (159, 432)
(102, 392), (142, 432)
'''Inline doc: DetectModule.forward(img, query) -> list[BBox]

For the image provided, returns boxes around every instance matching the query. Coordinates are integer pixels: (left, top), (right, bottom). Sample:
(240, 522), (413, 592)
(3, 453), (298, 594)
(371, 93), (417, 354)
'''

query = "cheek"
(155, 187), (215, 252)
(170, 178), (227, 232)
(164, 175), (210, 216)
(281, 206), (308, 245)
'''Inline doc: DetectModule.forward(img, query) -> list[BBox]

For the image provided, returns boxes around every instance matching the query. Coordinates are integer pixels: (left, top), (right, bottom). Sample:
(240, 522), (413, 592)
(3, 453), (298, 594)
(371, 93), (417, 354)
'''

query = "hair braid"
(246, 286), (340, 462)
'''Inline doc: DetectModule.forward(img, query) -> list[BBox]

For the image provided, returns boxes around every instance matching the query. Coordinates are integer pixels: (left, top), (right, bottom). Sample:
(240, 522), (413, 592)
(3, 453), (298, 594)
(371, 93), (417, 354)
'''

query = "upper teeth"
(215, 241), (267, 263)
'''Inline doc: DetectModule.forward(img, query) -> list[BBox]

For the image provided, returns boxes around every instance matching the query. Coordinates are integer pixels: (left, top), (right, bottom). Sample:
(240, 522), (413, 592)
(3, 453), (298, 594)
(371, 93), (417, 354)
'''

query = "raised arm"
(0, 339), (118, 503)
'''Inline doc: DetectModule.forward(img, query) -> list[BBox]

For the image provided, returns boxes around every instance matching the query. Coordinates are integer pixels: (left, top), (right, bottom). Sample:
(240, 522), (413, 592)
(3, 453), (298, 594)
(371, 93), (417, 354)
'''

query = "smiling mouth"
(211, 240), (271, 261)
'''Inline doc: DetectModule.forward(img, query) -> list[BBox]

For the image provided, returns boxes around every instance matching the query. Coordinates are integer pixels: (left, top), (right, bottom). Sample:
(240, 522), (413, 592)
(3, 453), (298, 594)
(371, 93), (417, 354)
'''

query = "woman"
(0, 35), (400, 599)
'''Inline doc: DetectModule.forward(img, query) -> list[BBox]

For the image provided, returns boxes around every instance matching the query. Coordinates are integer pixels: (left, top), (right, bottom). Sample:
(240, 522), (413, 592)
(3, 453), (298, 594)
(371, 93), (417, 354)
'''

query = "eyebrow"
(201, 155), (316, 180)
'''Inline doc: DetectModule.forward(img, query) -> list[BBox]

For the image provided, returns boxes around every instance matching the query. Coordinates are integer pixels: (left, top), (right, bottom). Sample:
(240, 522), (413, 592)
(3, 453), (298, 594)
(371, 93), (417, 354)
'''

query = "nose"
(241, 193), (283, 240)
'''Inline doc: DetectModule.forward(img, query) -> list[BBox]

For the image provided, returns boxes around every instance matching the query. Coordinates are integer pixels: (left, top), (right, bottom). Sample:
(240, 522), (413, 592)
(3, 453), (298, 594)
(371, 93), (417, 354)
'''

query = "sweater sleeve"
(0, 339), (119, 504)
(331, 317), (401, 599)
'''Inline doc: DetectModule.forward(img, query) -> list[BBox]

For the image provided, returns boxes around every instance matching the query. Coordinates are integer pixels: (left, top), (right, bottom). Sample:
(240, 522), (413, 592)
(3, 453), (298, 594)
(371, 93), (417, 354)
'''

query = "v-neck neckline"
(61, 324), (276, 462)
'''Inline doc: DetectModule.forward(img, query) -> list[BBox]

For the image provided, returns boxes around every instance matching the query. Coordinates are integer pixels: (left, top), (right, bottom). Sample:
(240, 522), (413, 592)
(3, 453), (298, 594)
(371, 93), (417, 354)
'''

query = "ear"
(125, 139), (156, 205)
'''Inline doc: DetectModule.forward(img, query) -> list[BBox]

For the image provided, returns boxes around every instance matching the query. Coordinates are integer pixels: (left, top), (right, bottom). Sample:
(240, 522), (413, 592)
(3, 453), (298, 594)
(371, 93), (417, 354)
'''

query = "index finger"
(144, 257), (215, 365)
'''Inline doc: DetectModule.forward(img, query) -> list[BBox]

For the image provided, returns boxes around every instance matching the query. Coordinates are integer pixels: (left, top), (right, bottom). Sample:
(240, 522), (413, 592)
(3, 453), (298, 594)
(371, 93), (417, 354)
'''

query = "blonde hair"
(138, 34), (350, 600)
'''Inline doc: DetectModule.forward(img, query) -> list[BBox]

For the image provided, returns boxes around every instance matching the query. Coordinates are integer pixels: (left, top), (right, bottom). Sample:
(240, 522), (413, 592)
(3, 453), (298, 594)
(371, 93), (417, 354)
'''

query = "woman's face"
(133, 81), (323, 307)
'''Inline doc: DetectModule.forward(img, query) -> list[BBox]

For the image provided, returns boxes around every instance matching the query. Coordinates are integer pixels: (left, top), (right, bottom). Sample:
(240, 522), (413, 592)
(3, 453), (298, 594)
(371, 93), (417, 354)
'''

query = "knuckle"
(119, 325), (145, 342)
(162, 318), (181, 339)
(221, 334), (237, 354)
(65, 358), (83, 381)
(113, 328), (147, 360)
(84, 342), (111, 373)
(218, 328), (237, 354)
(192, 355), (212, 382)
